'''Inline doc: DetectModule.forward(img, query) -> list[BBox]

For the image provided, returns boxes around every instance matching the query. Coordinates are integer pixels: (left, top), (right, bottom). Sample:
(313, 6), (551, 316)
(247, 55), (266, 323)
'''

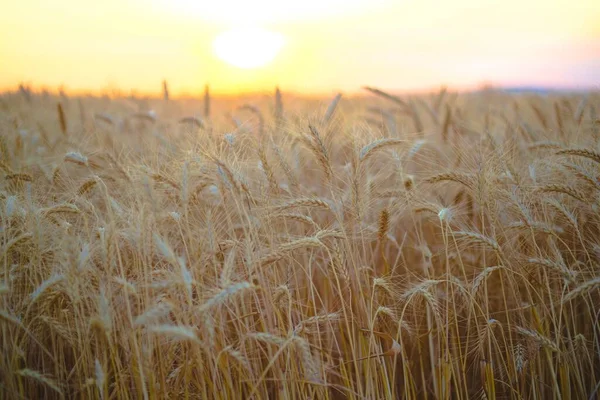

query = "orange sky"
(1, 0), (599, 95)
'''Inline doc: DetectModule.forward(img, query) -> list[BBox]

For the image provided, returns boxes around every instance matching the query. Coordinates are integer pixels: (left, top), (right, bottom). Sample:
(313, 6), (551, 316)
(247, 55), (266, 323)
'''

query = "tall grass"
(1, 87), (599, 399)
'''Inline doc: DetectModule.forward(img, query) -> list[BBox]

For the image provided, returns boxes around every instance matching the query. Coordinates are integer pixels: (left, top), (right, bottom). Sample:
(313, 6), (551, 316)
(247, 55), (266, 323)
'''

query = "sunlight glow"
(1, 0), (599, 94)
(213, 27), (285, 69)
(164, 0), (377, 24)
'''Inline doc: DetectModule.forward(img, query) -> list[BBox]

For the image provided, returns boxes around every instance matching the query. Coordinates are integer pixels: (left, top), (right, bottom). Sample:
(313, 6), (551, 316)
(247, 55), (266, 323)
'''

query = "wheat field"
(1, 86), (599, 399)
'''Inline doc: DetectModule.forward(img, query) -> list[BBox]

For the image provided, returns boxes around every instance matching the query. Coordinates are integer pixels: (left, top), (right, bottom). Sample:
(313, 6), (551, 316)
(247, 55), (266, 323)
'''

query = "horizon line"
(3, 82), (599, 99)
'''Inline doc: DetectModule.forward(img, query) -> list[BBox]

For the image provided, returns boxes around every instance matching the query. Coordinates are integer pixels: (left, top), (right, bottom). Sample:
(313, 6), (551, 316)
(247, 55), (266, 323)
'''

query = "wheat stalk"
(17, 369), (63, 397)
(57, 103), (67, 136)
(76, 177), (98, 196)
(471, 266), (504, 297)
(95, 359), (105, 400)
(199, 281), (255, 312)
(64, 151), (88, 167)
(258, 237), (324, 265)
(362, 86), (409, 110)
(0, 310), (23, 327)
(453, 231), (500, 253)
(134, 301), (174, 326)
(537, 184), (587, 203)
(425, 172), (474, 189)
(2, 232), (33, 257)
(556, 148), (600, 165)
(563, 277), (600, 303)
(248, 332), (287, 346)
(562, 162), (600, 190)
(268, 213), (317, 227)
(359, 138), (405, 163)
(276, 197), (331, 211)
(323, 93), (342, 124)
(294, 312), (340, 334)
(515, 327), (559, 352)
(40, 204), (81, 216)
(179, 116), (204, 129)
(148, 325), (201, 343)
(291, 335), (320, 382)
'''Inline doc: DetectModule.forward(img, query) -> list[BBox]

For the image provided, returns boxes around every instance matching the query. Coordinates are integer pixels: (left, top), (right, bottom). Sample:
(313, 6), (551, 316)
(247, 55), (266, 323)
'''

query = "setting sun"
(212, 27), (285, 69)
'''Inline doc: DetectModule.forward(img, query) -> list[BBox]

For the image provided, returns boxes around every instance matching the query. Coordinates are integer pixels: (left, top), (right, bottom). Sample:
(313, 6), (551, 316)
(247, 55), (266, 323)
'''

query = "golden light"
(212, 27), (285, 69)
(163, 0), (376, 24)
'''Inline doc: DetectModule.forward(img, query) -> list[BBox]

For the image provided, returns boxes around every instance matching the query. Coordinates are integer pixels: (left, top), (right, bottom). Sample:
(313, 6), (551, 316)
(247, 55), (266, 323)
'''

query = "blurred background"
(1, 0), (599, 95)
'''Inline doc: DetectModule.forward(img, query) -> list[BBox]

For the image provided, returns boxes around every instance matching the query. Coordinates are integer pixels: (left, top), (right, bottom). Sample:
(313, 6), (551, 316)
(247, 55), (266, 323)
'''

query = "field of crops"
(1, 87), (599, 399)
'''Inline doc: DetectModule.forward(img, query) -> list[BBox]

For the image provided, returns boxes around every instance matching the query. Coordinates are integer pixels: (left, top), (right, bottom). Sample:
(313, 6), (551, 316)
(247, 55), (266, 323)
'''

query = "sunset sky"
(1, 0), (599, 95)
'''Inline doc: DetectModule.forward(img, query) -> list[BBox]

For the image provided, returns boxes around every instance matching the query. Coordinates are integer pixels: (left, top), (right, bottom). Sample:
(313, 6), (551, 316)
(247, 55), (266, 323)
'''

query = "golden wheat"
(1, 89), (599, 400)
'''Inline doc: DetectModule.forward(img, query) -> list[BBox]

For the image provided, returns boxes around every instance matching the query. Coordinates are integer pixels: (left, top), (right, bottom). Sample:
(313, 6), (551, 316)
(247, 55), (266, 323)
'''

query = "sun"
(213, 27), (285, 69)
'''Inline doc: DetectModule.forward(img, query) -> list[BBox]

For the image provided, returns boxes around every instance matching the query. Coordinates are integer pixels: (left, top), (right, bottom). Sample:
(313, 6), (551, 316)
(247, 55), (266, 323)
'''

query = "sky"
(0, 0), (599, 95)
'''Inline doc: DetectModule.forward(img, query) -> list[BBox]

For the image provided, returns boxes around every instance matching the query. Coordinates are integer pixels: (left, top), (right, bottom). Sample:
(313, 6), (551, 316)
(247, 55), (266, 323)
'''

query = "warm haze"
(1, 0), (599, 95)
(2, 0), (600, 399)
